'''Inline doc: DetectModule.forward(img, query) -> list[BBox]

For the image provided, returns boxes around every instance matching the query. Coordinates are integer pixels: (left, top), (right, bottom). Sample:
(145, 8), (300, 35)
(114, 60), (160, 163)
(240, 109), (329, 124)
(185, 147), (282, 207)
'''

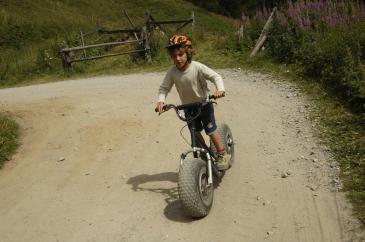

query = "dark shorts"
(185, 102), (217, 135)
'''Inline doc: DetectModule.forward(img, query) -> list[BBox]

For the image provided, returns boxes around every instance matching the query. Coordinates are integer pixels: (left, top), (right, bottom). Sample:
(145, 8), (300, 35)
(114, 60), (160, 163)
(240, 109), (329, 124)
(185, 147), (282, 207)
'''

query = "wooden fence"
(60, 10), (194, 69)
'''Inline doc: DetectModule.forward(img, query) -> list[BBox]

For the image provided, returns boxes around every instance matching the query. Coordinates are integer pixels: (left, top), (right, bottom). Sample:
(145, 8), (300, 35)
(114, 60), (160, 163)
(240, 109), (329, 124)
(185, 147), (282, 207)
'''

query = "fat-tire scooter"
(156, 95), (234, 218)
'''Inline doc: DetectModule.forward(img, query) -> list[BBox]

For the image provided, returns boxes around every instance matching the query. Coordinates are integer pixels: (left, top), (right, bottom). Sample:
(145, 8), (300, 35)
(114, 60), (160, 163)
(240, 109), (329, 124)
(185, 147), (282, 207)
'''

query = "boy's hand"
(156, 101), (164, 114)
(213, 91), (225, 98)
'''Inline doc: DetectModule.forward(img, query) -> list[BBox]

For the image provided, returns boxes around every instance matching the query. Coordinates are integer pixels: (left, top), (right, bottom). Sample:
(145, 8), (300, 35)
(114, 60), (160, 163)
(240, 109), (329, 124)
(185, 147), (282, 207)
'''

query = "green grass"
(0, 114), (19, 168)
(0, 0), (235, 87)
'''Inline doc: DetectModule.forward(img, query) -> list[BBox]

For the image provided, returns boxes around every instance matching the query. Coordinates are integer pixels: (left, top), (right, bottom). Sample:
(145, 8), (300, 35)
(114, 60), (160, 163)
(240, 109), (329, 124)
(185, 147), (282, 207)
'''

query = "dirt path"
(0, 70), (363, 242)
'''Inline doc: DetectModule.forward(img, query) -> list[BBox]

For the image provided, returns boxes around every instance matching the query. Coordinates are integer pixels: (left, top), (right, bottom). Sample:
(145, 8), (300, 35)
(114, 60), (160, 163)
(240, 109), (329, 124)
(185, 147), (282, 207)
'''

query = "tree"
(218, 0), (241, 17)
(187, 0), (286, 18)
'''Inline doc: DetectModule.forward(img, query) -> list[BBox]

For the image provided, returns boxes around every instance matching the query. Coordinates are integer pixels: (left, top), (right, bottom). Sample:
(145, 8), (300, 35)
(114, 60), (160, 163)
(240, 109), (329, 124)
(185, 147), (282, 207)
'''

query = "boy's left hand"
(213, 91), (225, 98)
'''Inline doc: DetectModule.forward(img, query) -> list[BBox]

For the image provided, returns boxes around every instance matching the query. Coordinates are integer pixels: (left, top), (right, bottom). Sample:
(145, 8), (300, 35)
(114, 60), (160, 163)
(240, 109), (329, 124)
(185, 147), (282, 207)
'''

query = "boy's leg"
(185, 106), (204, 140)
(209, 132), (229, 170)
(210, 132), (224, 152)
(201, 103), (229, 170)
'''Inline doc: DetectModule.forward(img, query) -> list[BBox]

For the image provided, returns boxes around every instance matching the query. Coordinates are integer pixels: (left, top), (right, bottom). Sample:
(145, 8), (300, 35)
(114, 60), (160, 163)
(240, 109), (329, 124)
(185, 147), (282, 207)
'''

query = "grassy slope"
(0, 0), (236, 86)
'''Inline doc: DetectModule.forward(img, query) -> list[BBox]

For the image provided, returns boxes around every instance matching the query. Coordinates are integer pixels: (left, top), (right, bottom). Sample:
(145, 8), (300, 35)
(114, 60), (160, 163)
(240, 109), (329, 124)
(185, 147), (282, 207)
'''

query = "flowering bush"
(284, 0), (365, 31)
(242, 0), (365, 113)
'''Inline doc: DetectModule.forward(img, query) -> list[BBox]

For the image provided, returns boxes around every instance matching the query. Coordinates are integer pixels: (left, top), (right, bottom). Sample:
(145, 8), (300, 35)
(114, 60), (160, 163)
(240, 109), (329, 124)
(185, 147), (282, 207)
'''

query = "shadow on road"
(127, 172), (194, 223)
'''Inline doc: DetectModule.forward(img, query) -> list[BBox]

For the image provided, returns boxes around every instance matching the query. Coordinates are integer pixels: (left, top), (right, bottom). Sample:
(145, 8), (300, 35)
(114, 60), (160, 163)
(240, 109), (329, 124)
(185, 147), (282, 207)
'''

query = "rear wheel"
(210, 123), (235, 167)
(178, 159), (213, 218)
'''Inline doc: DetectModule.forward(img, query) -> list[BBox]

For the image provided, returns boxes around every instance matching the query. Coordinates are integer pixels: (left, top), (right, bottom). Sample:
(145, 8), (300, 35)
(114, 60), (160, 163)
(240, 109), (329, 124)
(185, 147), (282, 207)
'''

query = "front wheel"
(178, 159), (213, 218)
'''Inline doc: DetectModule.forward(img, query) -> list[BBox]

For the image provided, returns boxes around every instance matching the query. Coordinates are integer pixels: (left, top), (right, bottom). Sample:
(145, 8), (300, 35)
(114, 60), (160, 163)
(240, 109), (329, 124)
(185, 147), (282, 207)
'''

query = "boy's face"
(170, 47), (188, 70)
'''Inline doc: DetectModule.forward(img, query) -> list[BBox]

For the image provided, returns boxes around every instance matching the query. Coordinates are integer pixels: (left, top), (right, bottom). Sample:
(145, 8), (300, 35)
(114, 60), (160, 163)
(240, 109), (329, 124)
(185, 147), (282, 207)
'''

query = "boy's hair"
(167, 46), (194, 63)
(166, 35), (194, 63)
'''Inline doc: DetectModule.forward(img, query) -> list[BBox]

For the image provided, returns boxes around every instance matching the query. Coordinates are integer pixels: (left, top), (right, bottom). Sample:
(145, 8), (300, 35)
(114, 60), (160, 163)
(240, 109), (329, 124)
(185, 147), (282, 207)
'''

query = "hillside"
(0, 0), (236, 86)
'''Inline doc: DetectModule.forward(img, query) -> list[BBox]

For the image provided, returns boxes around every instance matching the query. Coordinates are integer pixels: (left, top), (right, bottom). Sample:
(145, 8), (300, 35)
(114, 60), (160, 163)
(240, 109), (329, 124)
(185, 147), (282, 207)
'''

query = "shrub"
(296, 28), (365, 112)
(266, 22), (303, 63)
(0, 114), (19, 168)
(35, 40), (67, 74)
(148, 30), (169, 63)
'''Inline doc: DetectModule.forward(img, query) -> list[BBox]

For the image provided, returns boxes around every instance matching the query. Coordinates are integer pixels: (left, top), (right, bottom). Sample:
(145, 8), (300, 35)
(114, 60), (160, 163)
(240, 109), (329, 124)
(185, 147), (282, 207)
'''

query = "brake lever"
(178, 111), (185, 120)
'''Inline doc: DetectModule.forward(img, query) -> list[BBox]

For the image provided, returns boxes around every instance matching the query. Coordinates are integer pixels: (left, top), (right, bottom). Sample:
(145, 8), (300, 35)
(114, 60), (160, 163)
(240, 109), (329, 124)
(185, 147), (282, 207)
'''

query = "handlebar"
(155, 94), (224, 122)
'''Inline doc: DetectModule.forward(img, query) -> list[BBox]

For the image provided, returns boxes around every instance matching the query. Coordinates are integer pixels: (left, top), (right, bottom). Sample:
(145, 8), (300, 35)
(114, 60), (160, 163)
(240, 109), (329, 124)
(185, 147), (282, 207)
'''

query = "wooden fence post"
(96, 18), (101, 31)
(145, 10), (151, 31)
(142, 26), (152, 63)
(238, 24), (244, 44)
(192, 11), (195, 34)
(80, 30), (87, 58)
(250, 7), (277, 57)
(62, 51), (72, 69)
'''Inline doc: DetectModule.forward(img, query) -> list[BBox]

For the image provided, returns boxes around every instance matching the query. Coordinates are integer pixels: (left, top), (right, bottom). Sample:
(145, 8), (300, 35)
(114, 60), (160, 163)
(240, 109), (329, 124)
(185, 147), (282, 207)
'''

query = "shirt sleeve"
(158, 67), (174, 102)
(199, 63), (225, 92)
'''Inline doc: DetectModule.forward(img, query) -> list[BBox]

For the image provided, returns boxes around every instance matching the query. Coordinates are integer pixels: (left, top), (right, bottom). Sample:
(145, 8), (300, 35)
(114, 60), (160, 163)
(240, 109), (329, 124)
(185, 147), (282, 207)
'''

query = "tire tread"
(178, 159), (212, 218)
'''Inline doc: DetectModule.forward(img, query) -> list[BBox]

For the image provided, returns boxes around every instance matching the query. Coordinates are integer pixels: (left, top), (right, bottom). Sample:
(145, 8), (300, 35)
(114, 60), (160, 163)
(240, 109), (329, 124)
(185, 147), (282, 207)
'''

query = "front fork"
(180, 148), (214, 185)
(182, 112), (222, 185)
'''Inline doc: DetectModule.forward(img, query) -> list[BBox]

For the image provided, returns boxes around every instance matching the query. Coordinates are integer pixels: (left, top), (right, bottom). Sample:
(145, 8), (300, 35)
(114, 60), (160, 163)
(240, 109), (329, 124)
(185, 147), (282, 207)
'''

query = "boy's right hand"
(155, 102), (164, 114)
(213, 91), (225, 99)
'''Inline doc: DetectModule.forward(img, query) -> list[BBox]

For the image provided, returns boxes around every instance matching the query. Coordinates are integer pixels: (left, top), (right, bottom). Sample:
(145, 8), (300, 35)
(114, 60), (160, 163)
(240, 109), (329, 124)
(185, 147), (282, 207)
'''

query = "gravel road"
(0, 69), (363, 242)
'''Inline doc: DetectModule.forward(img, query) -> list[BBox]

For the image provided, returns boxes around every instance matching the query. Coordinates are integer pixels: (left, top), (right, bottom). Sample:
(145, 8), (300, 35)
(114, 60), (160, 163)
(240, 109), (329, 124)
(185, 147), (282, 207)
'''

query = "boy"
(156, 35), (229, 170)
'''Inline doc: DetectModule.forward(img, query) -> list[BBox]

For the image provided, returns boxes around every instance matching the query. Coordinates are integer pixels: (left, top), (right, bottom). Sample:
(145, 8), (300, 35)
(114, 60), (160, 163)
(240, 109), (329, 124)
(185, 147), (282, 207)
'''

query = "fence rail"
(150, 19), (193, 25)
(62, 39), (144, 52)
(70, 49), (146, 63)
(98, 28), (141, 34)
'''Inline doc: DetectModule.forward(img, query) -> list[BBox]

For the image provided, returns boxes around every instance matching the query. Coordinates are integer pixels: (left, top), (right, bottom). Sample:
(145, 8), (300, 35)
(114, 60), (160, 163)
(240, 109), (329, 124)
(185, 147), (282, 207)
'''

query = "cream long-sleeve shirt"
(158, 61), (225, 104)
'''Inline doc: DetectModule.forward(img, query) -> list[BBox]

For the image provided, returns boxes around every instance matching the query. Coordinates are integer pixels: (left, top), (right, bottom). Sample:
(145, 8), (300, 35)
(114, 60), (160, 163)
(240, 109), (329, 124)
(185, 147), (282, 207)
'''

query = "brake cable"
(178, 105), (203, 147)
(179, 124), (191, 147)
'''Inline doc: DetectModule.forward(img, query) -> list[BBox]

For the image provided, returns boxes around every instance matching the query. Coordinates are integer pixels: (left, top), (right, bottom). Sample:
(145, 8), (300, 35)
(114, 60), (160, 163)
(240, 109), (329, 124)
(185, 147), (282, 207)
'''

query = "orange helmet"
(166, 35), (192, 49)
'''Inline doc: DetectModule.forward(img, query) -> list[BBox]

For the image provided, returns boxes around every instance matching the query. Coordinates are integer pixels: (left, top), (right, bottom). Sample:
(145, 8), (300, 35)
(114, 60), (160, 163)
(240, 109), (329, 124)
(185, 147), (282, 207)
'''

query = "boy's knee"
(206, 124), (217, 136)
